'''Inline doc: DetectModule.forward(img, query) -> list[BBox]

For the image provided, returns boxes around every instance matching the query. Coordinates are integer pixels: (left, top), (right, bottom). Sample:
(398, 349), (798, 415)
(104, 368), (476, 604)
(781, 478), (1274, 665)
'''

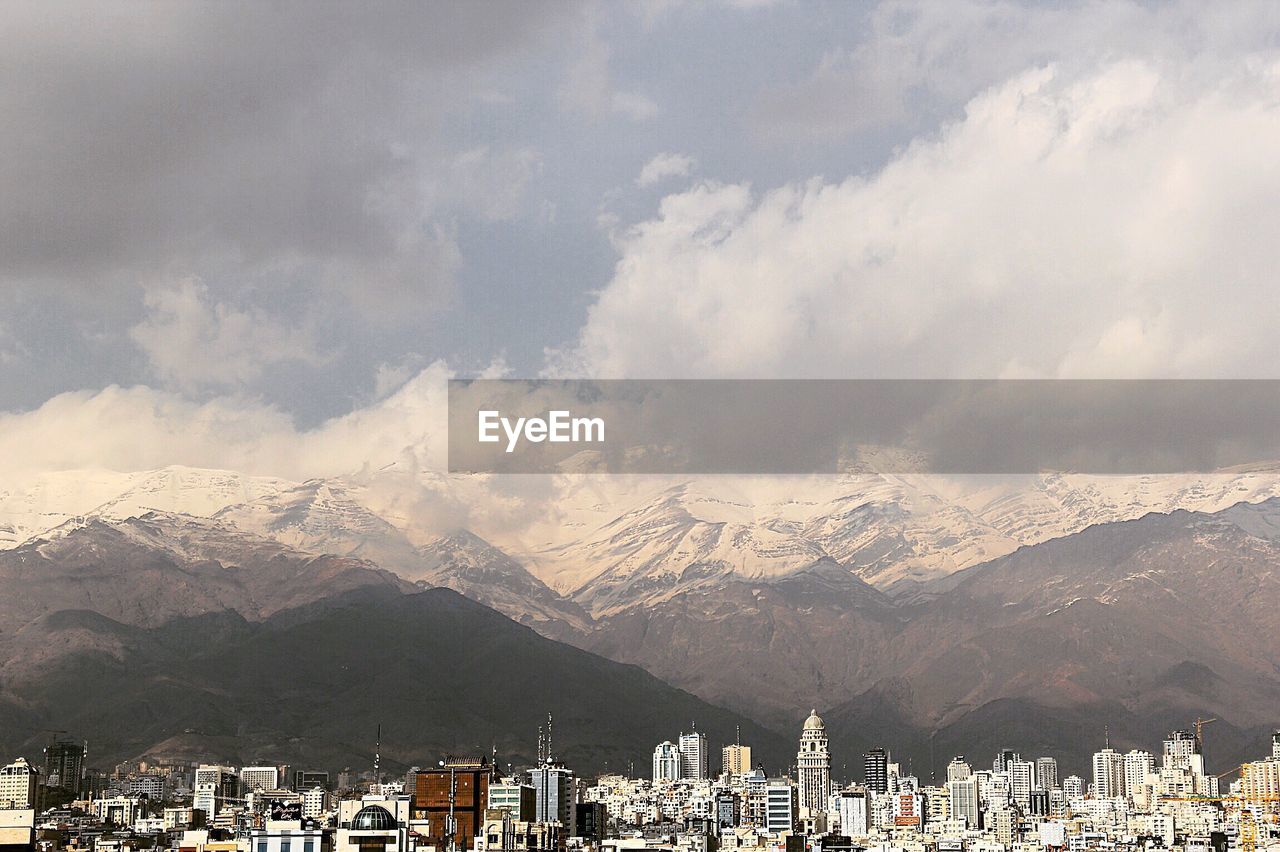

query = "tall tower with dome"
(797, 709), (832, 814)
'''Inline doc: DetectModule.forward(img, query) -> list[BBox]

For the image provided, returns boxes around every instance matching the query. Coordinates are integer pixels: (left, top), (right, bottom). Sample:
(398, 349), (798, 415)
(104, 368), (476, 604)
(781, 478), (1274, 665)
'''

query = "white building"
(679, 731), (708, 781)
(1124, 750), (1155, 803)
(946, 757), (972, 784)
(1009, 760), (1035, 808)
(948, 777), (980, 828)
(765, 780), (796, 834)
(796, 710), (831, 815)
(241, 766), (281, 793)
(194, 765), (240, 819)
(0, 758), (38, 809)
(831, 789), (868, 836)
(653, 742), (682, 783)
(1092, 749), (1123, 799)
(94, 796), (141, 825)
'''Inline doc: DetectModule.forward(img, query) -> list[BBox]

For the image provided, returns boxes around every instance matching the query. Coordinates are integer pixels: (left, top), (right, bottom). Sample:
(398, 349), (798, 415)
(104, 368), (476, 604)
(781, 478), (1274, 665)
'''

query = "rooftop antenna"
(736, 725), (741, 747)
(537, 724), (545, 764)
(546, 712), (553, 763)
(374, 724), (382, 783)
(1104, 725), (1110, 750)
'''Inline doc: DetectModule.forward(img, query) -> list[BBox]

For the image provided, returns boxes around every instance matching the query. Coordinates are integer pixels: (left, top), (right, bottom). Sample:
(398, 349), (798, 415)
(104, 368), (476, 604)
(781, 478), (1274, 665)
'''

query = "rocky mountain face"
(0, 585), (792, 776)
(415, 530), (593, 638)
(4, 466), (1280, 778)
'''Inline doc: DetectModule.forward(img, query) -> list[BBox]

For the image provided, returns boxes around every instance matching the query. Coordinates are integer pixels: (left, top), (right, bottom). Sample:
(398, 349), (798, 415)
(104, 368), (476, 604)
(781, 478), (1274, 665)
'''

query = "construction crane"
(1195, 717), (1218, 752)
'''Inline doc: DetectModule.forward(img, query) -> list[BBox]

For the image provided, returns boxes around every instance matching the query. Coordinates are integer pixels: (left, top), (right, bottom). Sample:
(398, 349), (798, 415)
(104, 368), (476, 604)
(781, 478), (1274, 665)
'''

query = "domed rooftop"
(352, 805), (397, 831)
(803, 709), (824, 730)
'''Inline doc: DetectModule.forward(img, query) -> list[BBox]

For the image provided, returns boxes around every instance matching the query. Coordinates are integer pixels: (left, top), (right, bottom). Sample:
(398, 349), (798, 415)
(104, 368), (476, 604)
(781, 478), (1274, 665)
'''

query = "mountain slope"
(0, 588), (791, 776)
(415, 530), (593, 637)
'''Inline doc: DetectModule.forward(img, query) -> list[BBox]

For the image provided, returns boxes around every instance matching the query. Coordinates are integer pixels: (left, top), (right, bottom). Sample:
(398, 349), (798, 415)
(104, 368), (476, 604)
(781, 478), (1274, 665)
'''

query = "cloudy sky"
(5, 0), (1280, 480)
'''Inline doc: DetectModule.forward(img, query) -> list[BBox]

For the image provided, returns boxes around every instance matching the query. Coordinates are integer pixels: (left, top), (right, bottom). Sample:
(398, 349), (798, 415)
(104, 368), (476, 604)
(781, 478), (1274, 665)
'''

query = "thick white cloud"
(558, 59), (1280, 379)
(130, 280), (328, 391)
(0, 364), (451, 481)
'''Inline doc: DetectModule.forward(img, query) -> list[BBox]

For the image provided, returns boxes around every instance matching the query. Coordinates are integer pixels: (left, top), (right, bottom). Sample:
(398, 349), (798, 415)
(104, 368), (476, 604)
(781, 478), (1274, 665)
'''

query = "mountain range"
(3, 465), (1280, 777)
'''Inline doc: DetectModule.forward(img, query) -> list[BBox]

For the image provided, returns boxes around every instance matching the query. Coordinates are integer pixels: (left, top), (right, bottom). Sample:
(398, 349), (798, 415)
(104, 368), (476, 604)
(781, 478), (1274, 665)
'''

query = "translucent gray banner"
(447, 379), (1280, 474)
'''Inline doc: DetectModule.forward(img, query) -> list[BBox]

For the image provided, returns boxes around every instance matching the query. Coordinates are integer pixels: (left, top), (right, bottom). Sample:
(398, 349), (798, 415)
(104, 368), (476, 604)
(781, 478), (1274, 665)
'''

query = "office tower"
(1092, 749), (1123, 799)
(1035, 757), (1058, 791)
(653, 742), (681, 783)
(412, 757), (492, 852)
(1163, 730), (1198, 771)
(797, 710), (832, 814)
(834, 789), (869, 835)
(765, 780), (797, 833)
(529, 763), (575, 834)
(193, 765), (239, 819)
(993, 749), (1020, 774)
(947, 757), (972, 784)
(1240, 759), (1280, 803)
(0, 758), (38, 809)
(948, 777), (980, 828)
(1124, 750), (1154, 800)
(864, 748), (889, 794)
(1009, 760), (1035, 808)
(678, 730), (708, 780)
(240, 766), (280, 792)
(43, 739), (85, 797)
(722, 744), (752, 776)
(1063, 775), (1084, 799)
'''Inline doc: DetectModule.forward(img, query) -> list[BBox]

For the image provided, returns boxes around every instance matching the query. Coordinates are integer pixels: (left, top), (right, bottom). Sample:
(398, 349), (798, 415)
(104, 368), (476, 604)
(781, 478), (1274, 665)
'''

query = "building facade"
(797, 711), (831, 815)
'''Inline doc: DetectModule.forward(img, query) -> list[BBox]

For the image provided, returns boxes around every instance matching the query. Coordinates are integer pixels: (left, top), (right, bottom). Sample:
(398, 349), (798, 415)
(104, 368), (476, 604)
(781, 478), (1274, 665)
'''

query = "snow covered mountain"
(503, 468), (1280, 612)
(5, 463), (1280, 622)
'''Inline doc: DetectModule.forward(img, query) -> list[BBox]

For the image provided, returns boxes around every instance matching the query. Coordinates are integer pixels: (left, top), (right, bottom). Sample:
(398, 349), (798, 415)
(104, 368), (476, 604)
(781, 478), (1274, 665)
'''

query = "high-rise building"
(722, 744), (752, 777)
(653, 742), (681, 783)
(240, 766), (280, 793)
(946, 757), (972, 784)
(193, 765), (239, 819)
(948, 777), (980, 828)
(1063, 775), (1084, 799)
(765, 780), (796, 834)
(529, 763), (575, 835)
(1240, 758), (1280, 802)
(1124, 750), (1154, 801)
(833, 789), (868, 836)
(1092, 749), (1124, 800)
(43, 739), (85, 797)
(1009, 760), (1035, 808)
(993, 749), (1020, 774)
(678, 730), (708, 780)
(412, 756), (492, 852)
(864, 748), (888, 794)
(0, 758), (38, 809)
(1163, 730), (1199, 771)
(796, 710), (831, 815)
(1035, 757), (1058, 791)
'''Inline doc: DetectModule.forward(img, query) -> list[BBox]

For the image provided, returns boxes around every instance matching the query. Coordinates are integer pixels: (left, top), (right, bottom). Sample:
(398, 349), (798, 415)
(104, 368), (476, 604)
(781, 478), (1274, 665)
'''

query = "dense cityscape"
(3, 712), (1280, 852)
